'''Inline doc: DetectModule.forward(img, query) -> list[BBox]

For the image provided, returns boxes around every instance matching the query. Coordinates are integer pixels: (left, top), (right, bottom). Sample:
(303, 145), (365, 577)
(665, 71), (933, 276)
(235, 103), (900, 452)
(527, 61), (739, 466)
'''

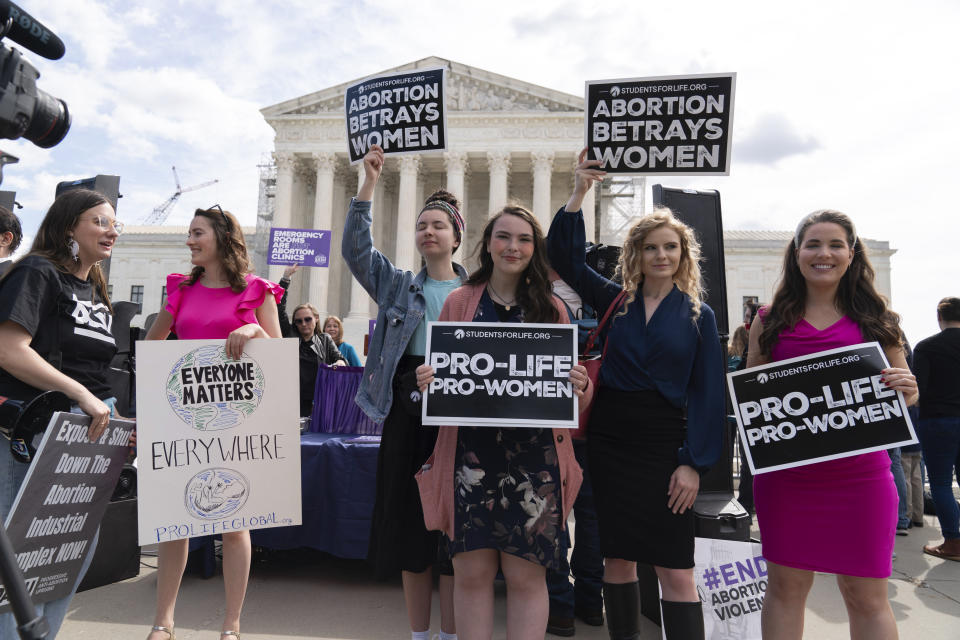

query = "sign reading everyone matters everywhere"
(135, 338), (301, 544)
(345, 67), (447, 164)
(585, 73), (736, 175)
(422, 322), (578, 428)
(0, 413), (132, 613)
(728, 342), (917, 474)
(267, 227), (331, 267)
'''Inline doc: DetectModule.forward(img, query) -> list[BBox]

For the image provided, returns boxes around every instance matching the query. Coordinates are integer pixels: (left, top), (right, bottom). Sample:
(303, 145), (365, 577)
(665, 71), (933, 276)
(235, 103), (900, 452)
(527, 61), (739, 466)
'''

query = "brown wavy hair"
(9, 188), (113, 312)
(183, 207), (250, 293)
(466, 205), (558, 323)
(617, 207), (704, 323)
(759, 209), (902, 355)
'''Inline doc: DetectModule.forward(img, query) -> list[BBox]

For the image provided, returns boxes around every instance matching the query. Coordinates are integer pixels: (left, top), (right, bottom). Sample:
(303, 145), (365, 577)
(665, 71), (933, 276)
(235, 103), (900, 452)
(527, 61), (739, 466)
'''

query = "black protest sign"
(585, 73), (736, 175)
(0, 413), (132, 612)
(728, 342), (917, 475)
(345, 68), (447, 164)
(423, 322), (578, 428)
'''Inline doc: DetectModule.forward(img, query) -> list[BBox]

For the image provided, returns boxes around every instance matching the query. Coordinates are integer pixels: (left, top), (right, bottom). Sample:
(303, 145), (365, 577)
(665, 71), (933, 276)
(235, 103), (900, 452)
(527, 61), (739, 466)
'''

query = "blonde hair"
(323, 315), (345, 345)
(617, 207), (704, 322)
(293, 303), (321, 336)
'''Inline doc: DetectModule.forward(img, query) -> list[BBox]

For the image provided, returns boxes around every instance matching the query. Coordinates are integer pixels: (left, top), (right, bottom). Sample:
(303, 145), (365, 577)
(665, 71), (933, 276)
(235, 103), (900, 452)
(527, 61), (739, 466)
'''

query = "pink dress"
(753, 312), (897, 578)
(164, 273), (283, 339)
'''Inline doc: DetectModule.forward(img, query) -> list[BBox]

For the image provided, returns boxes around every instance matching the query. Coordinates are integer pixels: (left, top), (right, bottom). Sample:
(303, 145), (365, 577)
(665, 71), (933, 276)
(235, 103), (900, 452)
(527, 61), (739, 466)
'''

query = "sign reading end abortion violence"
(423, 322), (578, 428)
(267, 227), (331, 267)
(728, 342), (917, 475)
(345, 67), (447, 164)
(135, 338), (301, 545)
(0, 413), (132, 613)
(586, 73), (736, 175)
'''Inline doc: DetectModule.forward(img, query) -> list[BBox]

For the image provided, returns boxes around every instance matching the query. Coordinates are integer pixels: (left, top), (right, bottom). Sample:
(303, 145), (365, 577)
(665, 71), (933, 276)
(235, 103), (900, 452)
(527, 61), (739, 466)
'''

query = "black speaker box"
(77, 497), (140, 592)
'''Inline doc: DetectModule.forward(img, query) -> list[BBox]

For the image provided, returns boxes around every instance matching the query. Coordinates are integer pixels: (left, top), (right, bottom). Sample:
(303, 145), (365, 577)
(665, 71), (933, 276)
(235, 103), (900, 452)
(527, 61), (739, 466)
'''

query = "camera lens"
(23, 89), (70, 148)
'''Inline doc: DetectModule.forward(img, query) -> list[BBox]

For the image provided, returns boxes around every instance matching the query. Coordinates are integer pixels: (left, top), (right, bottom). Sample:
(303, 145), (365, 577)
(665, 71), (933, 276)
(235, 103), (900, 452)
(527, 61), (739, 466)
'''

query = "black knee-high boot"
(602, 582), (640, 640)
(659, 600), (704, 640)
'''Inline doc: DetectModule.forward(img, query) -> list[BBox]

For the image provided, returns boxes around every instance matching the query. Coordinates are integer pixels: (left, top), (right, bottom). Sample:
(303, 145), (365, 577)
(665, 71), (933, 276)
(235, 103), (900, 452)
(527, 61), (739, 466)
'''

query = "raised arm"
(276, 264), (299, 338)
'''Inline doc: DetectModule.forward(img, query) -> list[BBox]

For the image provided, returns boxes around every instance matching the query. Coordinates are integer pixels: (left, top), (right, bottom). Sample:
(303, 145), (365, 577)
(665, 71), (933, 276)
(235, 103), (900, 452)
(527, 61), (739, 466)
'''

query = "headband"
(794, 214), (857, 248)
(420, 200), (464, 239)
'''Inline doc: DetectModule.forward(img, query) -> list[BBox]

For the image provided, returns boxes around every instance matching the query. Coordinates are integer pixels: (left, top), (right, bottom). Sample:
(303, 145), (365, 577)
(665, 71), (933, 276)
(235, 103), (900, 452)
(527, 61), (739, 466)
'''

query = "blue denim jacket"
(342, 197), (468, 423)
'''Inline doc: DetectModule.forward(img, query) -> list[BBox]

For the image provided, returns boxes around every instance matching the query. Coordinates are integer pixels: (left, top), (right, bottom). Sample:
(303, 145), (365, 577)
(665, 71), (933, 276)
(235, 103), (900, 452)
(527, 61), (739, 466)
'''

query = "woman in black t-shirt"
(0, 188), (122, 640)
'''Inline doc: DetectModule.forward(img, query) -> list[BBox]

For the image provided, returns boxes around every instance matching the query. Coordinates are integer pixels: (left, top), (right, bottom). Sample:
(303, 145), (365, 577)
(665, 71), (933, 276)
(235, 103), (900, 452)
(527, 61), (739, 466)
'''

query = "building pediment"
(261, 56), (584, 120)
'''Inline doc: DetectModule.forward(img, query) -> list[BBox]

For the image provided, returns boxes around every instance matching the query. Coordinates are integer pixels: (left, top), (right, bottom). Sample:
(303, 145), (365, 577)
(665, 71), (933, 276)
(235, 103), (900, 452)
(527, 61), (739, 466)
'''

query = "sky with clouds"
(3, 0), (957, 343)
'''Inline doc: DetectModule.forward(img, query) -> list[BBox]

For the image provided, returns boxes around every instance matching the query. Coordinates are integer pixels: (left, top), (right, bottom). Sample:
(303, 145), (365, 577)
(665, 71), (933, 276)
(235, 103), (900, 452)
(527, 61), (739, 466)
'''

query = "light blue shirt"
(406, 276), (462, 355)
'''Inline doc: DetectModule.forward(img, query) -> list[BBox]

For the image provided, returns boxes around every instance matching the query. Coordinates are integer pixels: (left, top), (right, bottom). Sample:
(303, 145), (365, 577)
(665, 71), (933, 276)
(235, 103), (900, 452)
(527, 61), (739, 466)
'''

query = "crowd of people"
(0, 146), (955, 640)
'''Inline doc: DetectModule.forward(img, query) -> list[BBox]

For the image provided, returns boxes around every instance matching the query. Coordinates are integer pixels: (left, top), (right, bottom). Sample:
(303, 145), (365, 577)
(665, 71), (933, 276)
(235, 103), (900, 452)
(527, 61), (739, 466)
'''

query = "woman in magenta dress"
(145, 206), (283, 640)
(746, 210), (917, 640)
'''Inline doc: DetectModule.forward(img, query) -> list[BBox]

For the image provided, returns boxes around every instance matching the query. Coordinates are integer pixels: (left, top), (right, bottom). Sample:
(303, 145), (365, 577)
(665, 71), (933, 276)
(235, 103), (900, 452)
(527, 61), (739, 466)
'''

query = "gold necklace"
(487, 283), (517, 311)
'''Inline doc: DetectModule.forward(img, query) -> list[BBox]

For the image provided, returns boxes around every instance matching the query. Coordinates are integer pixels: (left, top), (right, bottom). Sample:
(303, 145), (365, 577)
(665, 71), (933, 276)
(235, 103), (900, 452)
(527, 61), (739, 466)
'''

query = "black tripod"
(0, 524), (48, 639)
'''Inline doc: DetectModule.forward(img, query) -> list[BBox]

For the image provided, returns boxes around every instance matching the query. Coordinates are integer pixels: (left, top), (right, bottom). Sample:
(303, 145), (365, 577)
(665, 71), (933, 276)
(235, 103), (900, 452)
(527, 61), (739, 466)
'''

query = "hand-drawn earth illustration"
(184, 467), (249, 520)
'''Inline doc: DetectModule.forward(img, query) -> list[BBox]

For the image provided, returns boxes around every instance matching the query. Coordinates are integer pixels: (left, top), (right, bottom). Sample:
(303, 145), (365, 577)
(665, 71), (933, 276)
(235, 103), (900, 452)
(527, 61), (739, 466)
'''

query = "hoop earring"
(68, 239), (80, 262)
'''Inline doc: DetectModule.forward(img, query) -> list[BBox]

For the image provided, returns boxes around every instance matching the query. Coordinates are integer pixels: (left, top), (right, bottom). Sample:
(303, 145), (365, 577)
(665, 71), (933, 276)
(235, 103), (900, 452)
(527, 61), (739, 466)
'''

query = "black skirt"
(366, 355), (451, 578)
(587, 388), (695, 569)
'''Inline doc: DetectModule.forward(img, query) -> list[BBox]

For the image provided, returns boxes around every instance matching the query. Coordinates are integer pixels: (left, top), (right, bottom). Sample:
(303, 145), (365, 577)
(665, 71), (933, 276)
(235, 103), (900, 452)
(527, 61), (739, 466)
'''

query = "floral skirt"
(449, 426), (566, 570)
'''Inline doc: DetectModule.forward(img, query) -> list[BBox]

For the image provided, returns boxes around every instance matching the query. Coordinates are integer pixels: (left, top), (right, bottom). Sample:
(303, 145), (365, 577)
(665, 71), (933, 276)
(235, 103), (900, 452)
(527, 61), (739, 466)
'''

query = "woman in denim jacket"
(343, 144), (466, 640)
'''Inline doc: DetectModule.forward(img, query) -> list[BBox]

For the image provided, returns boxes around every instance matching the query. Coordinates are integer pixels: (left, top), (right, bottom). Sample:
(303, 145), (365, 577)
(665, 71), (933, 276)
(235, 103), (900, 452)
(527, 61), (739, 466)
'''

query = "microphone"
(0, 0), (65, 60)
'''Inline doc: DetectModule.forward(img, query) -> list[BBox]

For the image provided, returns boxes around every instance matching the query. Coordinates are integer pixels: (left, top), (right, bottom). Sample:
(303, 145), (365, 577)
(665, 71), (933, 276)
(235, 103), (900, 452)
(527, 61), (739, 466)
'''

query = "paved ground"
(57, 512), (959, 639)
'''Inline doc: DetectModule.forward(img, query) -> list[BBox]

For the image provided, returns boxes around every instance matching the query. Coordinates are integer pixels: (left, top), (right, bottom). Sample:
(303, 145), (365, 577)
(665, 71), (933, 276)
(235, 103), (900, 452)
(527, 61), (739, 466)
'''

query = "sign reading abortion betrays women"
(422, 322), (578, 428)
(267, 227), (331, 267)
(728, 342), (917, 475)
(345, 67), (447, 164)
(0, 413), (132, 613)
(585, 73), (736, 175)
(135, 338), (301, 545)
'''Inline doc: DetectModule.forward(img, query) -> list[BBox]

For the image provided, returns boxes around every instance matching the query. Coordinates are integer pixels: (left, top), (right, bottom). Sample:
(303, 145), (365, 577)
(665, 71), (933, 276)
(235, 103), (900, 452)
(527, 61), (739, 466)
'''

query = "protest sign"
(585, 73), (736, 175)
(135, 338), (301, 545)
(0, 413), (132, 612)
(267, 227), (331, 267)
(664, 537), (765, 640)
(728, 342), (917, 474)
(422, 322), (578, 428)
(345, 67), (447, 164)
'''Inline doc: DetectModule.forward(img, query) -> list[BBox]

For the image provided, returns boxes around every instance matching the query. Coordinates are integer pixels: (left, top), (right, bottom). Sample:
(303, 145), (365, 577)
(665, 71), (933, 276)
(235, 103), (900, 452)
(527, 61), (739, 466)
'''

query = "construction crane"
(143, 166), (218, 225)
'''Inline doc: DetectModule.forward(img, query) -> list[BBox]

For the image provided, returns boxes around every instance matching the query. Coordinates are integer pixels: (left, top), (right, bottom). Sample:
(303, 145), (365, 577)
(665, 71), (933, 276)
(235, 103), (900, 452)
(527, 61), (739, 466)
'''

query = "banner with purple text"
(267, 227), (331, 267)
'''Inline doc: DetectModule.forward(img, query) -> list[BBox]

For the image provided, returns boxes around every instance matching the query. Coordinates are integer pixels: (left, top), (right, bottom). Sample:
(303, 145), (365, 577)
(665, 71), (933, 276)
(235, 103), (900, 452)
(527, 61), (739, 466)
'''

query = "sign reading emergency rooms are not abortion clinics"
(267, 227), (331, 267)
(345, 67), (447, 164)
(586, 72), (736, 175)
(422, 322), (579, 428)
(728, 342), (917, 475)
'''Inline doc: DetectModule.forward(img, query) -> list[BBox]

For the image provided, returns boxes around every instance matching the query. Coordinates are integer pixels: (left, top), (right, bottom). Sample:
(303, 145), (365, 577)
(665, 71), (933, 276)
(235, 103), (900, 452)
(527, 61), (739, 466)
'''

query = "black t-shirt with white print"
(0, 255), (117, 400)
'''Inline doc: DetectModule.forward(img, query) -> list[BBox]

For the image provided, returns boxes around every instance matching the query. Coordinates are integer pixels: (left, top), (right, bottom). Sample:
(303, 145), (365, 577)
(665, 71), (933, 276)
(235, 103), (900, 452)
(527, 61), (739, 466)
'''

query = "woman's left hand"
(667, 464), (699, 514)
(415, 364), (435, 392)
(881, 367), (918, 398)
(568, 364), (590, 397)
(225, 323), (263, 360)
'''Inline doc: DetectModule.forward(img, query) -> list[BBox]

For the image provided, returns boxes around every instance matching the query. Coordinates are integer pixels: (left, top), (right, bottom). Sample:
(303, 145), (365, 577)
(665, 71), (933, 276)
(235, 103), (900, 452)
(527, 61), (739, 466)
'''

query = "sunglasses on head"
(206, 204), (232, 230)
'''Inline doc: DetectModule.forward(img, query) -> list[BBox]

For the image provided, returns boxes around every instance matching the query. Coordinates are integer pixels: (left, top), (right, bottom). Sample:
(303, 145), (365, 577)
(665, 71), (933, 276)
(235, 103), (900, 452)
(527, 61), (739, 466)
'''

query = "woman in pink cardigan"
(415, 205), (592, 640)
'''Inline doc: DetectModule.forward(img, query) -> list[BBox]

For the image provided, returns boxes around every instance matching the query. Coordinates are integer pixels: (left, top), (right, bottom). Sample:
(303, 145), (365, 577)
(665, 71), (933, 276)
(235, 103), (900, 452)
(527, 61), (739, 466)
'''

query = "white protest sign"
(135, 338), (301, 545)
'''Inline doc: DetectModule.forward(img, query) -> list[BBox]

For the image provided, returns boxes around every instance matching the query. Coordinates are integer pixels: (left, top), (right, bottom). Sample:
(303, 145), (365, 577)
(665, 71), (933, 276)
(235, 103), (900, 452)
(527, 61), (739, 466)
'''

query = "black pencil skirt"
(587, 388), (696, 569)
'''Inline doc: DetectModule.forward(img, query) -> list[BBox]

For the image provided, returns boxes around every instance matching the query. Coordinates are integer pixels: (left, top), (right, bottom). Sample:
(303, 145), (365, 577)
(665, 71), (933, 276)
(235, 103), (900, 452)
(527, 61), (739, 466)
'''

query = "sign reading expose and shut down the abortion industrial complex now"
(135, 338), (301, 545)
(422, 322), (579, 428)
(586, 72), (736, 175)
(267, 227), (331, 267)
(0, 413), (132, 613)
(345, 67), (447, 164)
(728, 342), (917, 475)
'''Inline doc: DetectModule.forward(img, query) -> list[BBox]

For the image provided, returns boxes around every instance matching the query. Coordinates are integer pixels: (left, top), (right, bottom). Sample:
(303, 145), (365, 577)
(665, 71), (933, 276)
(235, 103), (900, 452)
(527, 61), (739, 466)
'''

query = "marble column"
(487, 151), (510, 216)
(308, 152), (336, 317)
(531, 150), (554, 231)
(347, 163), (369, 320)
(443, 151), (469, 251)
(582, 188), (597, 244)
(396, 155), (421, 273)
(269, 152), (296, 282)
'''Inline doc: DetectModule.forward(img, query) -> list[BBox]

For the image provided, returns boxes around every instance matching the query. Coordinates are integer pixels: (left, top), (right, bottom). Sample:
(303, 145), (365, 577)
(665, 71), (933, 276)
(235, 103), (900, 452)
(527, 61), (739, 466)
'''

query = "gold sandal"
(149, 626), (175, 640)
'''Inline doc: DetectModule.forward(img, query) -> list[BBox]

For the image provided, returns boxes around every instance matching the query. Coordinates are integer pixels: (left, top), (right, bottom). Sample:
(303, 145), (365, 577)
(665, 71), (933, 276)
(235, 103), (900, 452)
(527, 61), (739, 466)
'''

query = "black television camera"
(0, 1), (69, 151)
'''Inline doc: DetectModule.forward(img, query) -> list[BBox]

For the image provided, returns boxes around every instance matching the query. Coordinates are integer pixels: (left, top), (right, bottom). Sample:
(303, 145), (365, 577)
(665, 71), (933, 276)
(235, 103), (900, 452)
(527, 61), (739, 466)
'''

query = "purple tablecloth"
(310, 365), (381, 435)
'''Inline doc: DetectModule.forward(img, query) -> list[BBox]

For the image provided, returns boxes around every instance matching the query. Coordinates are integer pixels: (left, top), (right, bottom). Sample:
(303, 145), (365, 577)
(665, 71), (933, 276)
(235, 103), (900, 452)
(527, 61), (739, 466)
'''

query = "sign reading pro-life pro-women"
(422, 322), (578, 429)
(135, 338), (301, 544)
(345, 67), (447, 164)
(728, 342), (917, 475)
(586, 72), (736, 175)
